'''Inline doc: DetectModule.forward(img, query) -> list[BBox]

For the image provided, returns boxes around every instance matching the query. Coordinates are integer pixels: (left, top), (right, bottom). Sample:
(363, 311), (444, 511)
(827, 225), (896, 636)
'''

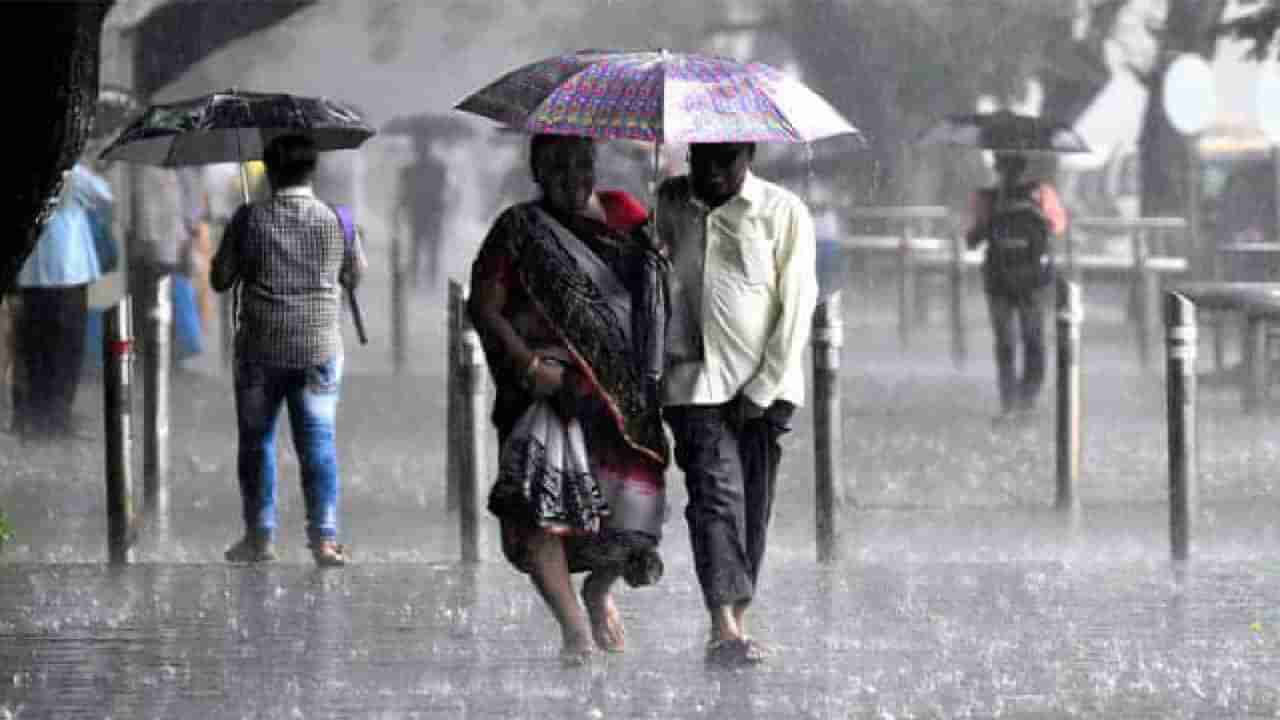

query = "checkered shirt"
(221, 186), (355, 368)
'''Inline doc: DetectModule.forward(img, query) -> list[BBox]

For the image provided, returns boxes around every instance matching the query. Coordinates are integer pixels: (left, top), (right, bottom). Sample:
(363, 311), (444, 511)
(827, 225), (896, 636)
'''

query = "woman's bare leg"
(524, 529), (593, 660)
(582, 570), (625, 652)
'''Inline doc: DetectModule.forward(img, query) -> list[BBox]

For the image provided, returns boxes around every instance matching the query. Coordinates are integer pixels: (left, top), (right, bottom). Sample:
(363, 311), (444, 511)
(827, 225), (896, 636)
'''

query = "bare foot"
(582, 575), (626, 653)
(560, 633), (594, 667)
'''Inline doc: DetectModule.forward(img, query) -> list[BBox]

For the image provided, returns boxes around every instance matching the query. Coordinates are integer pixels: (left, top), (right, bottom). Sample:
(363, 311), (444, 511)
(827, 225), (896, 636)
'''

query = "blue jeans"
(234, 355), (343, 544)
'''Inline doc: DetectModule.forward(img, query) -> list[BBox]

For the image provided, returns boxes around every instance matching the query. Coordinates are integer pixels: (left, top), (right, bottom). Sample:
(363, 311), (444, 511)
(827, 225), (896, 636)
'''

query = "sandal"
(705, 636), (769, 668)
(310, 540), (348, 567)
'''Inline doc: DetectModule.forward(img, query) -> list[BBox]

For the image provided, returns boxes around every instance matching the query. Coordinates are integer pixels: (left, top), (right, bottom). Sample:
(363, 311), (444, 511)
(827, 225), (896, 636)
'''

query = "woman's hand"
(527, 358), (565, 398)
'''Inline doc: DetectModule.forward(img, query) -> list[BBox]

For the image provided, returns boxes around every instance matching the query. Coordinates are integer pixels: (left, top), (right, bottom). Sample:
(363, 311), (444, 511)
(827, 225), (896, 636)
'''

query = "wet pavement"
(4, 286), (1280, 717)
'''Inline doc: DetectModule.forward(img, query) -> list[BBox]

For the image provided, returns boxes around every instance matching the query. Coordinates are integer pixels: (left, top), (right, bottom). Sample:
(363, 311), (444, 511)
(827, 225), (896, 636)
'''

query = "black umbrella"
(917, 109), (1090, 154)
(99, 89), (375, 168)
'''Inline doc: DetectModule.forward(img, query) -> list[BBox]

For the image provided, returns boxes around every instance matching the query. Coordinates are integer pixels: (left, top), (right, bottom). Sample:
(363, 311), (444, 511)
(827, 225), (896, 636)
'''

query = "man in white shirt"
(657, 142), (818, 667)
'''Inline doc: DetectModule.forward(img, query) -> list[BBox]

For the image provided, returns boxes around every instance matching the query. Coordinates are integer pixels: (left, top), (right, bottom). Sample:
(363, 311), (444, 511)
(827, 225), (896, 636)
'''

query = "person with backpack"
(211, 134), (367, 567)
(965, 151), (1067, 421)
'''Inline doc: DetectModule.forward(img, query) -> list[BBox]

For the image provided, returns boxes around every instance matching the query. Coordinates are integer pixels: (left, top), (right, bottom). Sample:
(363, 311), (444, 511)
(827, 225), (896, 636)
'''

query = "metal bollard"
(446, 280), (462, 513)
(1055, 278), (1082, 512)
(103, 298), (135, 565)
(142, 272), (170, 516)
(897, 223), (915, 350)
(1165, 292), (1197, 564)
(949, 232), (967, 369)
(812, 291), (845, 564)
(458, 304), (488, 564)
(391, 236), (407, 375)
(1131, 230), (1153, 369)
(1243, 315), (1268, 415)
(1064, 223), (1079, 283)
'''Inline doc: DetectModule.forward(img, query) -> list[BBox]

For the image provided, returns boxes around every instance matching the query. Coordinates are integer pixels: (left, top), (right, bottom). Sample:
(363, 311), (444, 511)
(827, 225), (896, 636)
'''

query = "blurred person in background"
(469, 134), (669, 667)
(965, 150), (1067, 421)
(171, 167), (214, 371)
(397, 134), (448, 290)
(12, 143), (118, 441)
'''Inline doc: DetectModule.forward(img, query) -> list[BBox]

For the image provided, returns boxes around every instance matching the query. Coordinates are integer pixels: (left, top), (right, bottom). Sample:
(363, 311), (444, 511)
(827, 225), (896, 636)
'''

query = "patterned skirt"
(487, 399), (664, 586)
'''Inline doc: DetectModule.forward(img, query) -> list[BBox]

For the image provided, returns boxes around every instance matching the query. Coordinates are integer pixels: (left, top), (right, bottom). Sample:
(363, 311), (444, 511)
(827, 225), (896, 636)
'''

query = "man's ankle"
(710, 606), (740, 642)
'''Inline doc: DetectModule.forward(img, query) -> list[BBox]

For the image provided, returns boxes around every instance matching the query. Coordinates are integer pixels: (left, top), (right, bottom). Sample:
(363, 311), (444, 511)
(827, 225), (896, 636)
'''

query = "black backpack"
(981, 184), (1054, 295)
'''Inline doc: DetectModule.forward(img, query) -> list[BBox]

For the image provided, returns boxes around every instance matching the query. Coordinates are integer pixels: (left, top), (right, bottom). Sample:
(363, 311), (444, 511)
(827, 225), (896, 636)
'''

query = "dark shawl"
(470, 201), (669, 467)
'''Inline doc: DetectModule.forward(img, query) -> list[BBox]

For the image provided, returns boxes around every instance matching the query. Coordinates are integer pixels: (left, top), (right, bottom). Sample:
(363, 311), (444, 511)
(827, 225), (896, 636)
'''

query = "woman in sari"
(468, 134), (669, 666)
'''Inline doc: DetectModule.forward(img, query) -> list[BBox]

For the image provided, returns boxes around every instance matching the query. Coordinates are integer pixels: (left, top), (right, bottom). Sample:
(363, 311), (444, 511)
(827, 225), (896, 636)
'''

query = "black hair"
(264, 134), (318, 188)
(994, 151), (1028, 177)
(528, 133), (595, 177)
(689, 141), (756, 160)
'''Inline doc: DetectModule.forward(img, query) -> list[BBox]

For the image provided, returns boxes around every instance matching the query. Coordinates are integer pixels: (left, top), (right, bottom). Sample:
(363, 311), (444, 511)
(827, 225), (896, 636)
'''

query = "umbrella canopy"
(454, 49), (862, 145)
(99, 89), (375, 166)
(918, 109), (1090, 154)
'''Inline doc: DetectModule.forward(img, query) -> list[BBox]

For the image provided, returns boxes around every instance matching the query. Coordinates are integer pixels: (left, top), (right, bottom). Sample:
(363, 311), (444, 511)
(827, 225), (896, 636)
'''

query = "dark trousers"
(986, 287), (1049, 413)
(666, 400), (794, 609)
(13, 284), (88, 437)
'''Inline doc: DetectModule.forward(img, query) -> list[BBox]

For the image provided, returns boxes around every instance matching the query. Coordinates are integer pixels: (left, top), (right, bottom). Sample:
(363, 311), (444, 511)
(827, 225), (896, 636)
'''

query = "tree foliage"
(0, 509), (11, 551)
(1220, 0), (1280, 61)
(774, 1), (1115, 204)
(1137, 0), (1229, 218)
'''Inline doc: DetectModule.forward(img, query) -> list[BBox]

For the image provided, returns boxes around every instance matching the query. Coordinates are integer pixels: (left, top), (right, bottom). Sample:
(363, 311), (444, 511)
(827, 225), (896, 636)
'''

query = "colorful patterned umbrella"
(454, 49), (861, 144)
(918, 110), (1090, 154)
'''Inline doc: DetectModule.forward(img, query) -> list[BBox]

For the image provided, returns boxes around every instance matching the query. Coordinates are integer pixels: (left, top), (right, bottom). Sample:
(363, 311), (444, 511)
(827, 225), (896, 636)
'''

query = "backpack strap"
(328, 202), (356, 253)
(324, 201), (369, 345)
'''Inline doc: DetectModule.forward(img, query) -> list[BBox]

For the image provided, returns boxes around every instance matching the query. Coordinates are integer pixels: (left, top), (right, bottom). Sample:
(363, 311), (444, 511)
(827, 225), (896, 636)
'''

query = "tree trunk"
(0, 1), (113, 299)
(1138, 0), (1228, 218)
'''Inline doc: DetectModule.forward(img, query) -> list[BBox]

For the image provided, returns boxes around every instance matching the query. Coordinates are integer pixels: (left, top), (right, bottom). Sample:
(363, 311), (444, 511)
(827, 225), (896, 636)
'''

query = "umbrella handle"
(649, 140), (662, 249)
(238, 162), (250, 204)
(346, 286), (369, 346)
(236, 125), (251, 204)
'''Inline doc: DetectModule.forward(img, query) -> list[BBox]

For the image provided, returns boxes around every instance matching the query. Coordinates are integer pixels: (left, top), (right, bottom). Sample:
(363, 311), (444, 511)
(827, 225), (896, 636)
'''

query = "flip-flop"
(705, 637), (769, 668)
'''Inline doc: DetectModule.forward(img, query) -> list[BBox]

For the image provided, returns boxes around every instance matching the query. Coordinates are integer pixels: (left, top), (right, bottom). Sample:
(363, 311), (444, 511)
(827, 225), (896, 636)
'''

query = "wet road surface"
(3, 290), (1280, 717)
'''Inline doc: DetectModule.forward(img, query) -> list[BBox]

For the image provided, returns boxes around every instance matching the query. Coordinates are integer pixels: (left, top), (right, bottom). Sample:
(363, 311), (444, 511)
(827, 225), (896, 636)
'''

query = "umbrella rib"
(739, 71), (803, 143)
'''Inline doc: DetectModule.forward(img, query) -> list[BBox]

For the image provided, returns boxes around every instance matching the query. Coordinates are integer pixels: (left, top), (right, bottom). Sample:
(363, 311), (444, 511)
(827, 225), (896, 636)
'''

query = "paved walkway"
(4, 290), (1280, 717)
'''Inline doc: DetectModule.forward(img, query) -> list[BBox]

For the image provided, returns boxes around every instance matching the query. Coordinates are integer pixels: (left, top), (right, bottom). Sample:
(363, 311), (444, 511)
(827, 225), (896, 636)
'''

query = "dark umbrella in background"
(381, 113), (475, 141)
(100, 89), (377, 344)
(917, 109), (1090, 153)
